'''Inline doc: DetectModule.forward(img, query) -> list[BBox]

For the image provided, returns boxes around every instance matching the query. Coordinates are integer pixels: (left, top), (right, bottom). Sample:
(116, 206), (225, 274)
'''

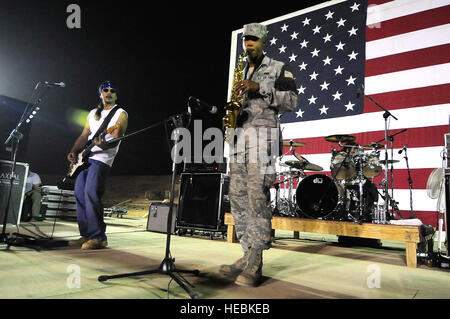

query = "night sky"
(0, 0), (324, 176)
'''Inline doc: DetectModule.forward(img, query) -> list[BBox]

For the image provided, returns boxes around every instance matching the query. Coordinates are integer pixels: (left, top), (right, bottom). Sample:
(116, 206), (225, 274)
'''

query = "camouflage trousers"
(229, 144), (276, 252)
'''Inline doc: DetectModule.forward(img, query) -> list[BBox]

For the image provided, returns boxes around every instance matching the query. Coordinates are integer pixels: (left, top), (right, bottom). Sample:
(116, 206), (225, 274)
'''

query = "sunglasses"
(102, 88), (116, 93)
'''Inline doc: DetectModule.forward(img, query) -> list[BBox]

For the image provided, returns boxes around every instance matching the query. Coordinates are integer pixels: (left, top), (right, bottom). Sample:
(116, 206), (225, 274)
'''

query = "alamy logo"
(366, 264), (381, 288)
(66, 264), (81, 288)
(66, 4), (81, 29)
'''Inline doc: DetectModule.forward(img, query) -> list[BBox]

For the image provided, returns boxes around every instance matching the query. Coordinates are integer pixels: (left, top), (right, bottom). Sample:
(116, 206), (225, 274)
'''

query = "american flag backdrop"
(228, 0), (450, 227)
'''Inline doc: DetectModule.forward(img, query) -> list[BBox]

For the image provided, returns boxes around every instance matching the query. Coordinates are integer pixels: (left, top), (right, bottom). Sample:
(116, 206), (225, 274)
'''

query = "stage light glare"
(66, 108), (89, 129)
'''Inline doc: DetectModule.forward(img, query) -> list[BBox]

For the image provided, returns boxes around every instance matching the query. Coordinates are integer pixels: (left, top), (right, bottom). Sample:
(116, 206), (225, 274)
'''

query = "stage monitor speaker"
(177, 173), (229, 231)
(0, 160), (29, 226)
(146, 202), (177, 234)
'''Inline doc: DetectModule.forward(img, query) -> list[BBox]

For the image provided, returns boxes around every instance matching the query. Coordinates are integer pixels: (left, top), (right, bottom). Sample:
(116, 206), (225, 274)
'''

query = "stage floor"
(0, 216), (449, 300)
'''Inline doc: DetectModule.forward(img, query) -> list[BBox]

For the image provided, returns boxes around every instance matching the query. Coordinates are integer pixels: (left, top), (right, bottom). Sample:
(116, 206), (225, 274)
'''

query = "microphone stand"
(97, 111), (200, 299)
(375, 129), (407, 220)
(402, 146), (415, 218)
(1, 84), (51, 251)
(364, 93), (398, 221)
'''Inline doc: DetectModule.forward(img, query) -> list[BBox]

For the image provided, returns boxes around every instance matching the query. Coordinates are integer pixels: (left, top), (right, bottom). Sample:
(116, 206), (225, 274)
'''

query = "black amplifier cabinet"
(177, 173), (229, 231)
(183, 162), (227, 174)
(147, 202), (177, 234)
(0, 160), (28, 226)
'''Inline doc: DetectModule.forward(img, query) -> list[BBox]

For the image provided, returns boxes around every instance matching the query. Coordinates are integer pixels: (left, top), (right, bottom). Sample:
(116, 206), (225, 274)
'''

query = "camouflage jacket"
(240, 55), (298, 128)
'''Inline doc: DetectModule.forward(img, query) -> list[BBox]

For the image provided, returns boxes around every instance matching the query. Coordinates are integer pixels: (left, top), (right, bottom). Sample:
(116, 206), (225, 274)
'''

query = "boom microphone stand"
(1, 83), (52, 250)
(361, 86), (399, 220)
(98, 112), (200, 299)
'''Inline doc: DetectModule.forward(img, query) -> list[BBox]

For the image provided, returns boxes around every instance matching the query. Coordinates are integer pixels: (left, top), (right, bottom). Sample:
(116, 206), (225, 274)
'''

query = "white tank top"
(87, 106), (127, 167)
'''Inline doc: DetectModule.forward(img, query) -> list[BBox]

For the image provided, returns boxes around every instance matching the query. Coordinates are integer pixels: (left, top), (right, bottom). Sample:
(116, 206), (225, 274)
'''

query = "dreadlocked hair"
(94, 101), (103, 121)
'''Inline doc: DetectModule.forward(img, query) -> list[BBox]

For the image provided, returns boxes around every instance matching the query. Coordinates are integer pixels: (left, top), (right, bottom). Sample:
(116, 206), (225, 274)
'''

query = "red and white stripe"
(278, 0), (450, 227)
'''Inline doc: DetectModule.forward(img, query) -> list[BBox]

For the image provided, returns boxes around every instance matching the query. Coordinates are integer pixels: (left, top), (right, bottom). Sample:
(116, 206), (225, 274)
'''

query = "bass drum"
(296, 174), (344, 219)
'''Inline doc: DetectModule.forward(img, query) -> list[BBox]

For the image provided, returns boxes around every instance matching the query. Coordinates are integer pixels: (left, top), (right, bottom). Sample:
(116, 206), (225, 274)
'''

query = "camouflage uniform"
(229, 55), (298, 252)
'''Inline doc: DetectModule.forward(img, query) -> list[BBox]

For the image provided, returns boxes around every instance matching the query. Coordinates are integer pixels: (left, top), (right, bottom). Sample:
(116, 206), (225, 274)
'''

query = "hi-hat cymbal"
(284, 160), (323, 171)
(364, 143), (384, 149)
(325, 134), (356, 143)
(283, 140), (306, 147)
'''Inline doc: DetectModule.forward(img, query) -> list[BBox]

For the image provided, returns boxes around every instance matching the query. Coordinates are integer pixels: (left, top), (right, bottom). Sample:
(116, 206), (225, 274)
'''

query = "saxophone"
(222, 51), (247, 142)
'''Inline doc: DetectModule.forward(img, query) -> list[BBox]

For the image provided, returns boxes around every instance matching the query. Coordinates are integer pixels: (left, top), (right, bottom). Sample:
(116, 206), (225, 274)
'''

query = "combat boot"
(234, 248), (263, 287)
(219, 250), (250, 277)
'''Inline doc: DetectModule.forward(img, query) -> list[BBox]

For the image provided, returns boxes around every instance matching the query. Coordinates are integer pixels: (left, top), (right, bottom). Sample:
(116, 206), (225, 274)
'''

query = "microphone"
(188, 96), (218, 114)
(398, 144), (408, 154)
(356, 83), (365, 98)
(44, 81), (66, 88)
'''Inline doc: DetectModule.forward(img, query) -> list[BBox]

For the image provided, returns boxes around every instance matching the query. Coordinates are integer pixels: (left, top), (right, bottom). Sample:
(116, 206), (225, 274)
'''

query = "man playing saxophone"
(220, 23), (298, 287)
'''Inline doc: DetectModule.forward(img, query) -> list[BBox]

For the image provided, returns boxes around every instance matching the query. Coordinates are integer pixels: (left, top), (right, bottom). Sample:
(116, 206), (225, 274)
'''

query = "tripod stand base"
(98, 257), (200, 299)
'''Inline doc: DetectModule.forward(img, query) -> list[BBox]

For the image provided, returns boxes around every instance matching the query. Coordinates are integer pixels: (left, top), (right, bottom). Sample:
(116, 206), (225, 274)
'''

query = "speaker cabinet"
(146, 202), (177, 234)
(177, 173), (229, 231)
(0, 160), (28, 226)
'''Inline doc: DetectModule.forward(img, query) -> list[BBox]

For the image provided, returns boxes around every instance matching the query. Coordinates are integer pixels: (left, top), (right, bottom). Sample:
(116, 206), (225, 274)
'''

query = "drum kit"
(272, 135), (401, 224)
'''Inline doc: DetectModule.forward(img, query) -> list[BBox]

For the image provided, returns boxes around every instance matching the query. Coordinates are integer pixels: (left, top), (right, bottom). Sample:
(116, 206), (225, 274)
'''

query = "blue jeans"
(74, 159), (110, 241)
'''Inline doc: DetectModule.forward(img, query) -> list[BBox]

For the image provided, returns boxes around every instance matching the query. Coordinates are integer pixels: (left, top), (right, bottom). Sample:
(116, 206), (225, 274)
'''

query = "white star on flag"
(302, 17), (311, 26)
(319, 105), (329, 114)
(320, 81), (330, 91)
(348, 26), (358, 36)
(309, 71), (319, 80)
(350, 2), (360, 12)
(295, 109), (304, 118)
(334, 65), (344, 75)
(325, 10), (334, 20)
(344, 101), (355, 111)
(335, 41), (345, 51)
(336, 18), (346, 27)
(311, 48), (320, 57)
(322, 56), (332, 65)
(298, 62), (307, 70)
(348, 50), (358, 60)
(312, 25), (321, 34)
(345, 75), (356, 86)
(289, 53), (298, 62)
(269, 37), (277, 45)
(332, 91), (342, 101)
(323, 33), (332, 43)
(308, 95), (318, 104)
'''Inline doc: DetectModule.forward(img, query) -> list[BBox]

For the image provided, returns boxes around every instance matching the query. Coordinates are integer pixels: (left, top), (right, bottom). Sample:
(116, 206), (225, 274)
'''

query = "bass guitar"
(65, 124), (119, 179)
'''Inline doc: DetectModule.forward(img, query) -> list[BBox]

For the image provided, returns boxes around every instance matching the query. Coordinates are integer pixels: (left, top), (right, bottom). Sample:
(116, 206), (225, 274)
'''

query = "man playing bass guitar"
(67, 81), (128, 250)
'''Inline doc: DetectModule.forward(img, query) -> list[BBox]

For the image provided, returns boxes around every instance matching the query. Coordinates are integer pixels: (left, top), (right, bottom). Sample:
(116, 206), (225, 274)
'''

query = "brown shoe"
(235, 248), (263, 287)
(219, 251), (250, 277)
(81, 239), (108, 250)
(68, 236), (87, 247)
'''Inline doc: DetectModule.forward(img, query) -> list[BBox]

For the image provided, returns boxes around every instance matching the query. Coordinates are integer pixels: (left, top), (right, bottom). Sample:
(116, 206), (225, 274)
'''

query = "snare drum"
(330, 150), (355, 180)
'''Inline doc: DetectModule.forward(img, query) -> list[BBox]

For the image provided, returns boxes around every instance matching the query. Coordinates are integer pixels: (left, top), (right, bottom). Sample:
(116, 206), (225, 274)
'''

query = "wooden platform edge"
(224, 213), (421, 268)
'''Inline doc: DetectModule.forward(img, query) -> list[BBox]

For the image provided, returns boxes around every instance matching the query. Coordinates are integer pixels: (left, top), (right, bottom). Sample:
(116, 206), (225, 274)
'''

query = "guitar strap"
(89, 105), (120, 143)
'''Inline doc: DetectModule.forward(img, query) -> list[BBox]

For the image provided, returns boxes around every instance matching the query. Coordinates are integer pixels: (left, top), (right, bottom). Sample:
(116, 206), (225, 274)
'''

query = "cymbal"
(325, 134), (356, 143)
(283, 140), (306, 147)
(380, 159), (400, 164)
(364, 143), (384, 149)
(284, 160), (323, 171)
